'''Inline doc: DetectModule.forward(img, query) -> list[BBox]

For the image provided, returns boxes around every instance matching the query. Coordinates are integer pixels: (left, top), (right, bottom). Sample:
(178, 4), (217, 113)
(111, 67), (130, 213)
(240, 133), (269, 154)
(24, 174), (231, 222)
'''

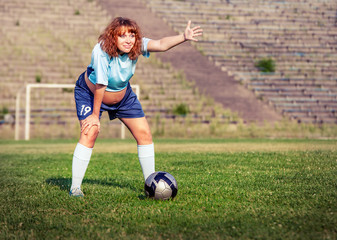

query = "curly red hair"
(98, 17), (142, 60)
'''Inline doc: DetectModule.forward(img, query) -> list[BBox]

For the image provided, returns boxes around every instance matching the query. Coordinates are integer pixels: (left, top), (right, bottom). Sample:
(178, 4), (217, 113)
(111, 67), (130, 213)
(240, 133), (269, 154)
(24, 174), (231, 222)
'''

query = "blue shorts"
(74, 72), (145, 120)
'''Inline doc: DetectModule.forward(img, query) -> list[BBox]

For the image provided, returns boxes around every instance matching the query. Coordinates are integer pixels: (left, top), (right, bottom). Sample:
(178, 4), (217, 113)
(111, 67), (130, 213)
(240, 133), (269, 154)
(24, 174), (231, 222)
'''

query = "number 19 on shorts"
(80, 105), (91, 116)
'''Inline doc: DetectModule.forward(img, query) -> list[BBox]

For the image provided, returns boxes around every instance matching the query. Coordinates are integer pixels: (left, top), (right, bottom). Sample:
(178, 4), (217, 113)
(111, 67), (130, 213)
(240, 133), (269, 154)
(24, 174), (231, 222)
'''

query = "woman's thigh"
(120, 117), (152, 145)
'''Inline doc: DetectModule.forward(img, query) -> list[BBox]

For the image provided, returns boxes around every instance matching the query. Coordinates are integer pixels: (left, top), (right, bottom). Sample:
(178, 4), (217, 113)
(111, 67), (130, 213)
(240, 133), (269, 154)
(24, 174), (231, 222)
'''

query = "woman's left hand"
(184, 20), (203, 42)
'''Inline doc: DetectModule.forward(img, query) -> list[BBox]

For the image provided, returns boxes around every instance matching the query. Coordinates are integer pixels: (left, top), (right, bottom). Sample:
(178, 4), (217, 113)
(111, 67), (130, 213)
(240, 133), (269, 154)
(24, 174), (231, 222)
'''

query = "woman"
(70, 17), (202, 197)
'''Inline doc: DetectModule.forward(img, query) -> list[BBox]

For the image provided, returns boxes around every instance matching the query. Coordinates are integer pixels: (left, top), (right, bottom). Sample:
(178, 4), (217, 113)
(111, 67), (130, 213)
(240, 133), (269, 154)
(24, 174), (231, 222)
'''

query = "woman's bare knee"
(121, 117), (152, 145)
(79, 125), (99, 148)
(135, 127), (152, 145)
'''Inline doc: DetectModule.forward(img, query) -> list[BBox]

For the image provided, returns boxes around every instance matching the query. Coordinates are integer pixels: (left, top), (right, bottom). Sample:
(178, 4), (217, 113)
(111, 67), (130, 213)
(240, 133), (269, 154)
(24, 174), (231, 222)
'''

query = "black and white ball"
(144, 171), (178, 200)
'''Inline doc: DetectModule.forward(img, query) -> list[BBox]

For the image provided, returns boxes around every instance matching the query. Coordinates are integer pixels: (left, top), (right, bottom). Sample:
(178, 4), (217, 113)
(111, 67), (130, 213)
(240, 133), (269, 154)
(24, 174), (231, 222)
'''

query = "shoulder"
(92, 43), (109, 58)
(142, 37), (151, 45)
(141, 37), (152, 58)
(92, 43), (102, 52)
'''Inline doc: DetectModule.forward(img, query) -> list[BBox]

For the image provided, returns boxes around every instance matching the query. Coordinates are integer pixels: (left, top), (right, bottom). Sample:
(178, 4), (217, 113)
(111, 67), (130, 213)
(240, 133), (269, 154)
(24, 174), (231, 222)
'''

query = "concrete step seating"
(143, 0), (337, 123)
(0, 0), (235, 138)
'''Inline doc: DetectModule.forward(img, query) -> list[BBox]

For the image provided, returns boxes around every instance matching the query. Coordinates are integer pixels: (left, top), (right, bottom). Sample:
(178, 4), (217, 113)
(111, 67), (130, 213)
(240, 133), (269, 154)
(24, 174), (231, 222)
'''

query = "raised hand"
(184, 20), (203, 42)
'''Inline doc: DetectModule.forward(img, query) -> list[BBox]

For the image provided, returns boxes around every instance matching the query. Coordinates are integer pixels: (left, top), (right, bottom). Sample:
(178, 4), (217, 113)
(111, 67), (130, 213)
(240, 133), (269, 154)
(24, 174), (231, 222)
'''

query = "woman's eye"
(119, 34), (135, 39)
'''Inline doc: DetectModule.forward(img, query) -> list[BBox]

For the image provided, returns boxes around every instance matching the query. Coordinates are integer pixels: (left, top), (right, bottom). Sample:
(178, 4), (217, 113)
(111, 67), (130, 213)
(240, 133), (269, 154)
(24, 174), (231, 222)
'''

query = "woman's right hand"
(81, 114), (100, 135)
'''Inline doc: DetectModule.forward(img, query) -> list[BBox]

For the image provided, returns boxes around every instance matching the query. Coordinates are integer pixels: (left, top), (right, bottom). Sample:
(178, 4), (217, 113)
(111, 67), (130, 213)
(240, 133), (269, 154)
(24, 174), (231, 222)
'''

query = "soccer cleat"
(69, 187), (84, 197)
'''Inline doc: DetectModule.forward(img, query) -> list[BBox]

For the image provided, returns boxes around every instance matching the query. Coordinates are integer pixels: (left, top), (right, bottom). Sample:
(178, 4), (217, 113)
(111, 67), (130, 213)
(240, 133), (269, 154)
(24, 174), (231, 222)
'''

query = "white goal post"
(15, 83), (140, 141)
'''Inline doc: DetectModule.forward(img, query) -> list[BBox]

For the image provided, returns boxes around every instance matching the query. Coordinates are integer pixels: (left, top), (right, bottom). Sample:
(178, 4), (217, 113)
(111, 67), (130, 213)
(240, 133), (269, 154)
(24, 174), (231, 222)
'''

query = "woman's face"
(117, 31), (136, 54)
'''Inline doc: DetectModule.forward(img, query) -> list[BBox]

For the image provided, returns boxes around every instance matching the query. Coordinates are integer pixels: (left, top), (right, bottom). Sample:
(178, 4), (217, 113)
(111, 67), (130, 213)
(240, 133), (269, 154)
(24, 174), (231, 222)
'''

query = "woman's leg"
(120, 117), (155, 181)
(70, 121), (99, 196)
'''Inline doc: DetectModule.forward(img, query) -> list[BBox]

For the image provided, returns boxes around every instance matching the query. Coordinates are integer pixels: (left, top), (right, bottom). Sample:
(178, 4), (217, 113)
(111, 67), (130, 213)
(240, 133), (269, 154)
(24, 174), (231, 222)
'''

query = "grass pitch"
(0, 139), (336, 239)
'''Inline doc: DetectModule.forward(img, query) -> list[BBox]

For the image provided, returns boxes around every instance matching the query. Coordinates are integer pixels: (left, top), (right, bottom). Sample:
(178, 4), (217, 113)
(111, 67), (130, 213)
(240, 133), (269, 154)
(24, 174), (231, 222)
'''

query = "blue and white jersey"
(87, 37), (151, 92)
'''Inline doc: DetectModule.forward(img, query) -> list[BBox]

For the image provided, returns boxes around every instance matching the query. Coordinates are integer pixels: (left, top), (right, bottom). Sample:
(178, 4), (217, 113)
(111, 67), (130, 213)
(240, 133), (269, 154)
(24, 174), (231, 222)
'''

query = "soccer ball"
(144, 171), (178, 200)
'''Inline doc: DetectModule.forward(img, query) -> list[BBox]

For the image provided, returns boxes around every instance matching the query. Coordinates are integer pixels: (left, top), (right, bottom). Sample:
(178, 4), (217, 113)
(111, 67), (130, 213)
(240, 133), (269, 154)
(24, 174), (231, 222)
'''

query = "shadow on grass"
(46, 177), (144, 197)
(45, 177), (71, 191)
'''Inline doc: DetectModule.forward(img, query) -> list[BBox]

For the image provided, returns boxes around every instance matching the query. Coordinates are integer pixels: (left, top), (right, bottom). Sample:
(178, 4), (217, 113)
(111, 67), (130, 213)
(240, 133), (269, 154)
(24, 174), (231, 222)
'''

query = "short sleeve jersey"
(87, 37), (151, 92)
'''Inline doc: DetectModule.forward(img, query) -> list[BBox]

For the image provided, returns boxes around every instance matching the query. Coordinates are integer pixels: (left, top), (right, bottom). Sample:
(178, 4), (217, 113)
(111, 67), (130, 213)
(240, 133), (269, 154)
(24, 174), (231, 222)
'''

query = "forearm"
(92, 84), (106, 117)
(147, 34), (186, 52)
(157, 34), (186, 52)
(147, 21), (202, 52)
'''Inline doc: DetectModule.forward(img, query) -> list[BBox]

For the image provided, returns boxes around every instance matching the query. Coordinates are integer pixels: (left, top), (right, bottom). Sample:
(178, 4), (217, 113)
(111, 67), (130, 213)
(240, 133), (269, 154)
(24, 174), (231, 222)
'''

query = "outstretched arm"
(147, 20), (203, 52)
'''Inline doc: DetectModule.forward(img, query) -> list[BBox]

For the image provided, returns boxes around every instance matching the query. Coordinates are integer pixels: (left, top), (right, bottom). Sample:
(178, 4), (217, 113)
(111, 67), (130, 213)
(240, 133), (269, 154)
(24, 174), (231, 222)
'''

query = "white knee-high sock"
(137, 143), (155, 181)
(71, 143), (93, 190)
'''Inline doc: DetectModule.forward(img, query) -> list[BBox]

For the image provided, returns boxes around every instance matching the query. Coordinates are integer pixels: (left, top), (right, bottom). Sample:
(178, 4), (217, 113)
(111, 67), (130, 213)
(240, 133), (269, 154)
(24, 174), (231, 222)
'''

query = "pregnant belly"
(85, 71), (126, 105)
(102, 88), (126, 105)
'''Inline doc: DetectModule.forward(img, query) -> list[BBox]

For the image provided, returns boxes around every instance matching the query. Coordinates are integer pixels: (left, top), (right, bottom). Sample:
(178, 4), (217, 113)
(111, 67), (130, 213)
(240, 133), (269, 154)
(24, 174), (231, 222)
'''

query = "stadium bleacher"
(1, 0), (336, 139)
(143, 0), (337, 124)
(0, 0), (235, 139)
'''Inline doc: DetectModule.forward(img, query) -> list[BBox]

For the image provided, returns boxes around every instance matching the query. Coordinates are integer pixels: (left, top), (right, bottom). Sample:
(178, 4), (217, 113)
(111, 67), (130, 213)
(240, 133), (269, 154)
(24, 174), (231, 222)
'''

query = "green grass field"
(0, 139), (336, 239)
